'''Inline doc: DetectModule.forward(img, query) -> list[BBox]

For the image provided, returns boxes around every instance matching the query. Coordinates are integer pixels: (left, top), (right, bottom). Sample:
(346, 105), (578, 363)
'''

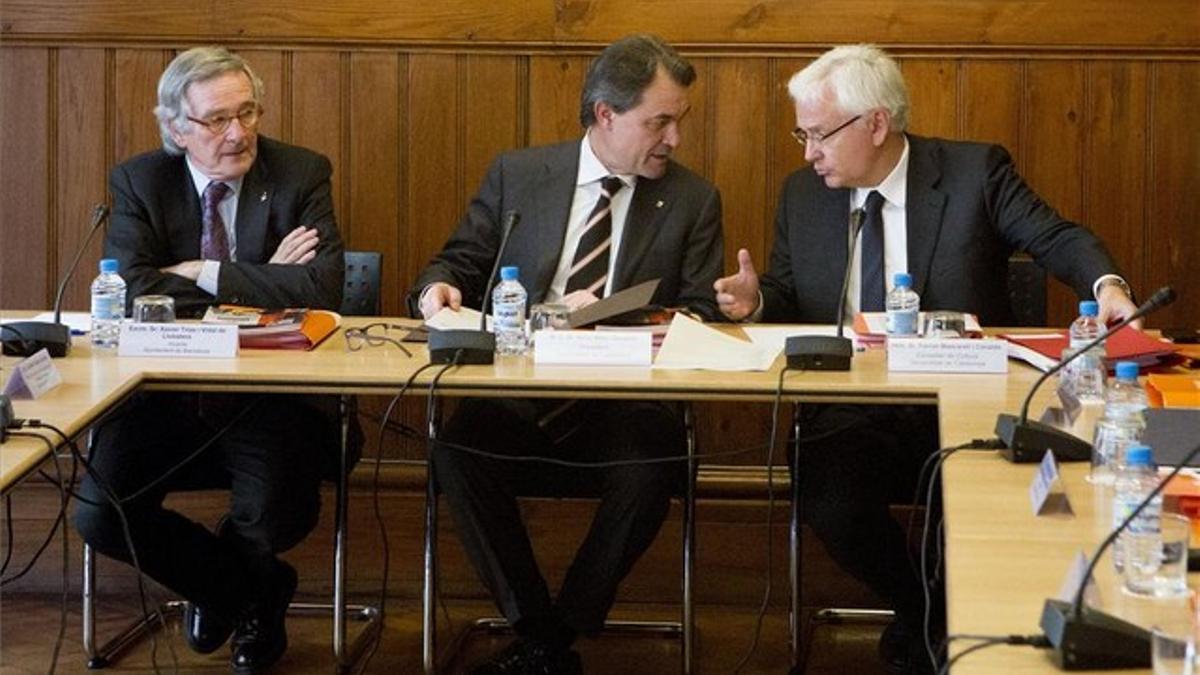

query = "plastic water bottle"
(1064, 300), (1107, 400)
(885, 272), (920, 336)
(1091, 361), (1149, 484)
(90, 258), (126, 348)
(1112, 445), (1160, 577)
(492, 266), (527, 356)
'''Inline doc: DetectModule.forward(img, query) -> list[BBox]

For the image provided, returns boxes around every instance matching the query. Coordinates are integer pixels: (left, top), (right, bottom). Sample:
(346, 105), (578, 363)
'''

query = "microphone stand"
(995, 286), (1176, 463)
(1040, 439), (1200, 669)
(427, 210), (520, 365)
(785, 208), (865, 371)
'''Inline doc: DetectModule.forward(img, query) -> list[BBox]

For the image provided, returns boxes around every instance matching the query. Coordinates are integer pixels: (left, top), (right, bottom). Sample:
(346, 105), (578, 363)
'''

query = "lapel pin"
(259, 191), (268, 202)
(655, 200), (664, 208)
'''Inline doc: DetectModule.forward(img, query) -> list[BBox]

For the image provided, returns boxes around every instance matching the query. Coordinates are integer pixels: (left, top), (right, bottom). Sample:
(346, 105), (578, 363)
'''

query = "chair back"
(341, 251), (382, 317)
(1007, 254), (1047, 327)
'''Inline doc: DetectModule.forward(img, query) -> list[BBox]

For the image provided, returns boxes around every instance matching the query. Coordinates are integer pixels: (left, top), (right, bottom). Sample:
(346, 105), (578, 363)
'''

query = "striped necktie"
(565, 176), (624, 298)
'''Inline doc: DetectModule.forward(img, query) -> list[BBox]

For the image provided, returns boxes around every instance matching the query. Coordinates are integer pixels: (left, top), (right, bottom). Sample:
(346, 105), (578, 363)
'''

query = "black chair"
(421, 402), (698, 674)
(81, 251), (384, 672)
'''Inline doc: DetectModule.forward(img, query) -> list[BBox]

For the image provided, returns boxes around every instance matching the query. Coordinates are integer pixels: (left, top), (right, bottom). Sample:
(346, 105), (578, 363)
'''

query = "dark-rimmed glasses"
(791, 114), (861, 148)
(187, 104), (262, 135)
(344, 323), (413, 357)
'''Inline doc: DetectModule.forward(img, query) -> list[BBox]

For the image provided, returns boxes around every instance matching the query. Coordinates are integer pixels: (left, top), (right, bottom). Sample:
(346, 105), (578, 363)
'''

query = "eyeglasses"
(344, 323), (413, 357)
(791, 114), (861, 148)
(187, 104), (262, 135)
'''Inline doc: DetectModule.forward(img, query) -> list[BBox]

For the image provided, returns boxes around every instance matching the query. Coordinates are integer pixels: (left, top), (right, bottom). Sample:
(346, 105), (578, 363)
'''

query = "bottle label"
(886, 309), (918, 335)
(91, 293), (123, 320)
(494, 302), (525, 332)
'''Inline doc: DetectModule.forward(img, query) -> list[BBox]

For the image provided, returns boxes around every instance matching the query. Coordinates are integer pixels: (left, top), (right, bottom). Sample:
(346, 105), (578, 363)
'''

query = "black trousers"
(795, 403), (942, 628)
(73, 392), (328, 622)
(433, 398), (685, 636)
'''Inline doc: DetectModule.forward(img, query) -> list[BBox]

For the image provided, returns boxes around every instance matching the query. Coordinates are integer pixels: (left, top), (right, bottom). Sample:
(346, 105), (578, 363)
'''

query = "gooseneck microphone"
(428, 210), (521, 365)
(2, 203), (110, 358)
(995, 286), (1177, 462)
(1039, 438), (1200, 670)
(785, 208), (865, 370)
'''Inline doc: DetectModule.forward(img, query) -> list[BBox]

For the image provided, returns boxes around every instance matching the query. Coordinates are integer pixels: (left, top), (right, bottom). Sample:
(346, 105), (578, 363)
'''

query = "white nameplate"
(534, 330), (651, 367)
(118, 323), (239, 358)
(1056, 550), (1102, 608)
(886, 337), (1008, 373)
(2, 348), (63, 399)
(1030, 450), (1073, 517)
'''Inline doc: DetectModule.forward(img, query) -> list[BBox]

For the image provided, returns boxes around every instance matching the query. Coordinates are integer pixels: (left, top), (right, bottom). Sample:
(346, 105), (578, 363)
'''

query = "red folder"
(1000, 327), (1183, 371)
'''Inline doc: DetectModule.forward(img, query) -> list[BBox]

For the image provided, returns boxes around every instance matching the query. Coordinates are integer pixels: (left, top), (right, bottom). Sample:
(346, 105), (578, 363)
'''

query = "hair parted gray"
(579, 34), (695, 128)
(787, 44), (910, 132)
(154, 46), (264, 155)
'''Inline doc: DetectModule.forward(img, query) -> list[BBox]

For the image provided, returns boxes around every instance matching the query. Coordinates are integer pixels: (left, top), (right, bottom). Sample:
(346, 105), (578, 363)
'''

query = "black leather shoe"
(470, 638), (583, 675)
(182, 602), (234, 654)
(230, 562), (297, 675)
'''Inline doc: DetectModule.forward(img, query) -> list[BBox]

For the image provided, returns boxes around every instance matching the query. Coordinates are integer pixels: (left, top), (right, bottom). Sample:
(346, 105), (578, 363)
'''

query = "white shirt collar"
(184, 156), (245, 200)
(580, 131), (636, 190)
(854, 135), (909, 208)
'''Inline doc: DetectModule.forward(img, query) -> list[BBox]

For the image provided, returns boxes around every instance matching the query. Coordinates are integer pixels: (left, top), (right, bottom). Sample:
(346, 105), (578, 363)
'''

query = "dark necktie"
(565, 176), (624, 298)
(859, 190), (886, 312)
(201, 181), (231, 261)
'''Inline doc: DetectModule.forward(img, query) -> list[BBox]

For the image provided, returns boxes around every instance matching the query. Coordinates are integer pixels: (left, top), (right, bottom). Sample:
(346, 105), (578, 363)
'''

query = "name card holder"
(118, 323), (239, 358)
(533, 330), (651, 367)
(1030, 450), (1074, 517)
(887, 337), (1008, 373)
(2, 348), (63, 399)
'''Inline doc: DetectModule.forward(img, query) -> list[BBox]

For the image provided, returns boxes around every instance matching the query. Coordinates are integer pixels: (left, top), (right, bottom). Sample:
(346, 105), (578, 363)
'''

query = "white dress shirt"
(185, 157), (243, 295)
(844, 137), (911, 320)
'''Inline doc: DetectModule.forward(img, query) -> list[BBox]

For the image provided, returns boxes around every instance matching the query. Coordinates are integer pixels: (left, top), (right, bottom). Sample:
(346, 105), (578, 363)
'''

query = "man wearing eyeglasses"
(714, 45), (1136, 674)
(74, 46), (354, 675)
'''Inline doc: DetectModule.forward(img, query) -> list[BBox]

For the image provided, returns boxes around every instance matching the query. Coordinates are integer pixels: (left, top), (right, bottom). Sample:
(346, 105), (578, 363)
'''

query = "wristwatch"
(1096, 276), (1133, 300)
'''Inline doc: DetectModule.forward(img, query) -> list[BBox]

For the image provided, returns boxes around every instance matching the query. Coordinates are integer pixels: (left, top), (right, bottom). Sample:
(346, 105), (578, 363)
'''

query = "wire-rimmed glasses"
(791, 114), (861, 148)
(344, 323), (413, 357)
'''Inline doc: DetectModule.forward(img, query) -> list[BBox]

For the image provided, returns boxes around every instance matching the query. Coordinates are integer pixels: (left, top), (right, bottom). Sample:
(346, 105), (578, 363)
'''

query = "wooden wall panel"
(960, 61), (1022, 158)
(1023, 61), (1086, 327)
(765, 58), (809, 266)
(711, 59), (769, 277)
(903, 59), (958, 140)
(54, 48), (107, 313)
(237, 49), (286, 142)
(405, 54), (462, 307)
(527, 56), (588, 149)
(1148, 62), (1200, 328)
(668, 57), (710, 184)
(291, 51), (345, 229)
(461, 55), (523, 215)
(111, 49), (164, 169)
(0, 47), (50, 309)
(348, 53), (402, 314)
(1083, 61), (1148, 297)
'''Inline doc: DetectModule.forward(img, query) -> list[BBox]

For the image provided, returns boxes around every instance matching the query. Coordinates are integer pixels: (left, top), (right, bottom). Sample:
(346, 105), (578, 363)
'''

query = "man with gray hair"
(74, 46), (354, 674)
(412, 34), (722, 674)
(714, 44), (1136, 673)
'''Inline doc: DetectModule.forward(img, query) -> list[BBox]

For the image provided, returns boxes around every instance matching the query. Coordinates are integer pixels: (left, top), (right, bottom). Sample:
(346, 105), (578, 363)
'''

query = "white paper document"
(425, 306), (490, 332)
(1, 311), (91, 334)
(653, 314), (779, 371)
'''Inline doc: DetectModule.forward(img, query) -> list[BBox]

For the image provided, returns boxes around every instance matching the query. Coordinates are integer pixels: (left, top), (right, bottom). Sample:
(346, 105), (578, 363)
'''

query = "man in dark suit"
(412, 35), (723, 675)
(713, 45), (1137, 674)
(74, 46), (354, 675)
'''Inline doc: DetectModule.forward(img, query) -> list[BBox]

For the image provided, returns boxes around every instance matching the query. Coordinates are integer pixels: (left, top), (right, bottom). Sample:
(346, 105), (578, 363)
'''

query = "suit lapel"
(524, 143), (578, 302)
(905, 135), (947, 298)
(235, 156), (272, 263)
(612, 172), (668, 291)
(809, 186), (852, 307)
(169, 159), (204, 259)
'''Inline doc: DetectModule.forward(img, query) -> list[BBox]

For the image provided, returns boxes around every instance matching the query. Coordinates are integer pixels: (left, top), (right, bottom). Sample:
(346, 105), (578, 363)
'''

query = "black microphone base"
(428, 329), (495, 365)
(995, 413), (1092, 463)
(1, 322), (72, 358)
(785, 335), (852, 371)
(1039, 598), (1150, 670)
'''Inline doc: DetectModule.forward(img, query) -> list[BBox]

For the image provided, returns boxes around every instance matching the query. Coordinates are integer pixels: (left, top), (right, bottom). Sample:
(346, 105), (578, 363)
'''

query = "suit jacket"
(409, 140), (724, 321)
(760, 135), (1121, 327)
(105, 136), (345, 319)
(104, 136), (358, 471)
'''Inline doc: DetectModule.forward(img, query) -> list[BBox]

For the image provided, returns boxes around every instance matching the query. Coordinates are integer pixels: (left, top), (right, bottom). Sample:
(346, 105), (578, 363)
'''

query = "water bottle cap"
(500, 266), (519, 281)
(1125, 445), (1152, 465)
(1078, 300), (1098, 317)
(1115, 361), (1139, 379)
(893, 272), (912, 288)
(99, 258), (118, 273)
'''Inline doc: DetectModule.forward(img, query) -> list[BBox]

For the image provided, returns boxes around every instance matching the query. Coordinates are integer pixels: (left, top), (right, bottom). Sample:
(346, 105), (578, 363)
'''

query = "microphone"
(1039, 439), (1200, 669)
(428, 210), (521, 365)
(995, 286), (1177, 462)
(2, 203), (110, 358)
(785, 207), (865, 370)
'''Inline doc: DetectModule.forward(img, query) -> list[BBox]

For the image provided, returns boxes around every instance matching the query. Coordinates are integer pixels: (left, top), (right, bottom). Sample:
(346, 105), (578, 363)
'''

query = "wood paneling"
(960, 60), (1022, 157)
(903, 59), (958, 139)
(291, 51), (344, 221)
(0, 47), (50, 309)
(711, 58), (769, 275)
